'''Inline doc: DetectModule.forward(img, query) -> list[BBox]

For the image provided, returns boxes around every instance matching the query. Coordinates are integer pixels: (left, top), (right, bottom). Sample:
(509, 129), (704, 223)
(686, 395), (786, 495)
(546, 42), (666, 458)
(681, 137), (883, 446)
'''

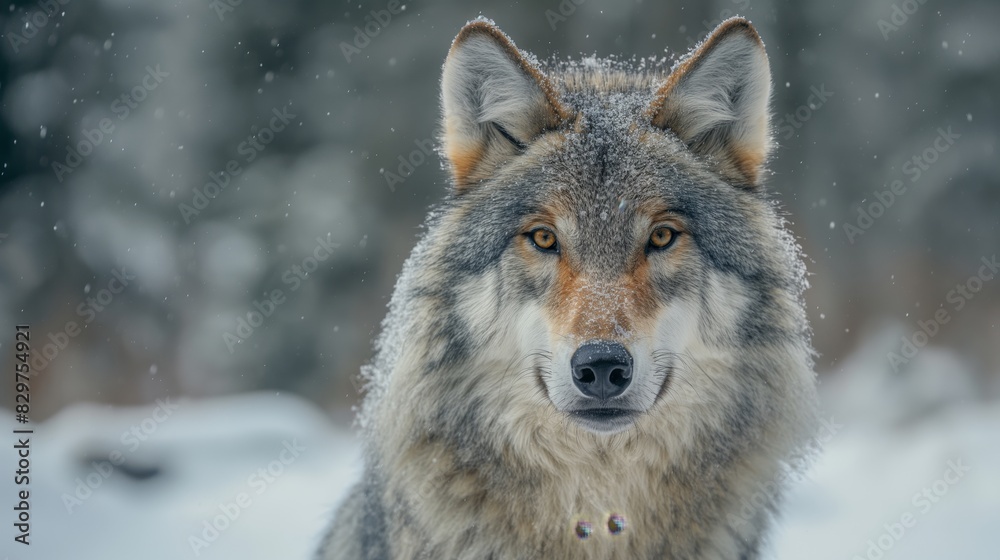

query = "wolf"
(318, 16), (818, 560)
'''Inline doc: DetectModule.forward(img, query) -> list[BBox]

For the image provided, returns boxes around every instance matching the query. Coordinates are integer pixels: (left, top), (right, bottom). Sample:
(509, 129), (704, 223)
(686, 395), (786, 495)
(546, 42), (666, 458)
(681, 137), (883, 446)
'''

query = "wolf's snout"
(570, 341), (633, 399)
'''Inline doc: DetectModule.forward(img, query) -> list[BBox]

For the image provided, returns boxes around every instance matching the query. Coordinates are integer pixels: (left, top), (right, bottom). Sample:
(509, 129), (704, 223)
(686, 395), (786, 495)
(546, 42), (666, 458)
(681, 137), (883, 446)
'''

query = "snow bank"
(1, 394), (362, 559)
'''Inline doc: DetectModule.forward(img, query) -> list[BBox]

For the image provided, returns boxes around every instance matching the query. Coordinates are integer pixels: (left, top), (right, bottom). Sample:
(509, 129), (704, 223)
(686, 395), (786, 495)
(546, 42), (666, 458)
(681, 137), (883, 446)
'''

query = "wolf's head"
(367, 18), (814, 468)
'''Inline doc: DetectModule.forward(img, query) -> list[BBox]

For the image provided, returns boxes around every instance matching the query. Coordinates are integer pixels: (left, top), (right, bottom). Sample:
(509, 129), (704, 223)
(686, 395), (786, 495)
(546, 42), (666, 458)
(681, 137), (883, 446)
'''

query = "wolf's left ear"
(648, 18), (772, 188)
(441, 19), (569, 191)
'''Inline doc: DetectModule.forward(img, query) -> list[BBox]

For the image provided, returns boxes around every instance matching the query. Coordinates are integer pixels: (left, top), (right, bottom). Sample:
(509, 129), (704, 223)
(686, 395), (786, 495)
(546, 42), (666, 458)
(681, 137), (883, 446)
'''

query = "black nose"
(571, 341), (633, 400)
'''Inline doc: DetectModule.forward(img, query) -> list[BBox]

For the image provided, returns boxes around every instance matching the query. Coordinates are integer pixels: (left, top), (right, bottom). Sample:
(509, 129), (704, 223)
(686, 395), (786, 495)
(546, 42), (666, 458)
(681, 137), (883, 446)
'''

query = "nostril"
(576, 367), (596, 384)
(609, 367), (630, 387)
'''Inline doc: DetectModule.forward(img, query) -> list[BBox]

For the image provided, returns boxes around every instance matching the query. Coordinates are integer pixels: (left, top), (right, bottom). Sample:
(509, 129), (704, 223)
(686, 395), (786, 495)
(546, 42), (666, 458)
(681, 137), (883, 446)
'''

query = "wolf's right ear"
(441, 19), (569, 191)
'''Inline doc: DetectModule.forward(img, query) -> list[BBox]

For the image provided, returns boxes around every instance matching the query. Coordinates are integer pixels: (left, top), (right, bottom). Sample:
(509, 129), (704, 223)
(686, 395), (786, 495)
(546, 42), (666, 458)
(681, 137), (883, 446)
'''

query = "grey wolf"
(318, 16), (818, 560)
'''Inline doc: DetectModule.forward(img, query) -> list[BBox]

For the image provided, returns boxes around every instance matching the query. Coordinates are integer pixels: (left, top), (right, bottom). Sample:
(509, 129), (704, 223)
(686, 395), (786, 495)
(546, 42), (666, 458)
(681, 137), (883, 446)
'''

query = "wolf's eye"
(648, 227), (678, 251)
(527, 228), (559, 253)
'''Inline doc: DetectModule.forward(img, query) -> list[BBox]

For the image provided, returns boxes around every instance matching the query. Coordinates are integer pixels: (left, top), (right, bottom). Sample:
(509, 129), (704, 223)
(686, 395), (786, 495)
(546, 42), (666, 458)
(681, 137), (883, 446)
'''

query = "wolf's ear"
(648, 18), (772, 188)
(441, 19), (569, 191)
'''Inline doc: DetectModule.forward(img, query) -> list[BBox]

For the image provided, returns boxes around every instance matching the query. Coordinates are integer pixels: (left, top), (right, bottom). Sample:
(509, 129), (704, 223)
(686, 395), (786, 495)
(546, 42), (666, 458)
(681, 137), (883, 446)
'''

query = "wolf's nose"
(571, 341), (633, 400)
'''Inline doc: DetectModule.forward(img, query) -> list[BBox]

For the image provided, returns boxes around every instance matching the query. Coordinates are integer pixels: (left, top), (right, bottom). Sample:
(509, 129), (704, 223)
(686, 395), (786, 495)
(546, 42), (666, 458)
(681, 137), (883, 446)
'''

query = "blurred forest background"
(0, 0), (997, 423)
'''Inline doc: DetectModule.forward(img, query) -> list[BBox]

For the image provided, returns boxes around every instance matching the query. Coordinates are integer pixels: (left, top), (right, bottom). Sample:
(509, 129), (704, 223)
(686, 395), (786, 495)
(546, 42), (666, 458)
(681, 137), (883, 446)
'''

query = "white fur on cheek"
(544, 339), (579, 412)
(648, 272), (752, 445)
(698, 270), (753, 345)
(647, 297), (701, 406)
(453, 269), (503, 343)
(453, 271), (555, 385)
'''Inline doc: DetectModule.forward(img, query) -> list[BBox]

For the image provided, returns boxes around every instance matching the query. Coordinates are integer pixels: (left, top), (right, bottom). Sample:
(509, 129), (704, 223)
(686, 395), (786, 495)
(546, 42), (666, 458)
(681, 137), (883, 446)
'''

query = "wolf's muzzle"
(570, 341), (633, 399)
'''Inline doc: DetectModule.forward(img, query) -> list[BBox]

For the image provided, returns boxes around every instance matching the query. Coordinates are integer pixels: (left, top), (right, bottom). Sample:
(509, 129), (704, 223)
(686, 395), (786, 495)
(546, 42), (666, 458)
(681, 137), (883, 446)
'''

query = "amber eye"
(648, 226), (678, 251)
(528, 228), (559, 253)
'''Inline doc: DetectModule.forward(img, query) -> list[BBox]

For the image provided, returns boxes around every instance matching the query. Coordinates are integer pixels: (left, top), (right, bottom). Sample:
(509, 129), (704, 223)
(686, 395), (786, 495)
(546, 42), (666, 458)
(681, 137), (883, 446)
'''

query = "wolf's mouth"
(569, 408), (639, 433)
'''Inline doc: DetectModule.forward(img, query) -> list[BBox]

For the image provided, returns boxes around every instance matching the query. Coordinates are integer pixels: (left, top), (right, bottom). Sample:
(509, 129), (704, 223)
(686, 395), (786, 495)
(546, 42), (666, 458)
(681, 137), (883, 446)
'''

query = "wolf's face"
(388, 18), (808, 445)
(499, 162), (713, 434)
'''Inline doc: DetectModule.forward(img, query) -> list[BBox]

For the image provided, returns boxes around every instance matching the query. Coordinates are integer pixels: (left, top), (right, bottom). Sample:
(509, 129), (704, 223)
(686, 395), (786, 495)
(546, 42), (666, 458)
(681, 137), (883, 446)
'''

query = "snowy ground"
(1, 394), (364, 559)
(772, 403), (1000, 559)
(3, 351), (998, 559)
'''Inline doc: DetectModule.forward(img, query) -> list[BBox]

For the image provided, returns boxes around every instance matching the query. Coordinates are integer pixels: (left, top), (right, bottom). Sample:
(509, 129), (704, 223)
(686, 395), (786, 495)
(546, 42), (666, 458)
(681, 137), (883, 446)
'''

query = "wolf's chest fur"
(381, 439), (771, 559)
